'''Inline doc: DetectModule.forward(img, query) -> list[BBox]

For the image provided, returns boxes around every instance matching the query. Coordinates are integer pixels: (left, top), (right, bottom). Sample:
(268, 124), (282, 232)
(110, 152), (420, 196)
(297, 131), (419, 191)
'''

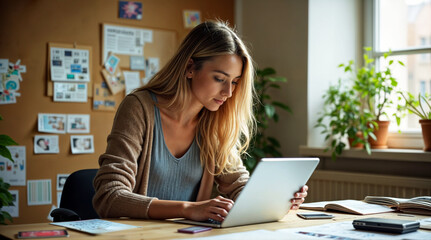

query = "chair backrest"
(59, 169), (99, 220)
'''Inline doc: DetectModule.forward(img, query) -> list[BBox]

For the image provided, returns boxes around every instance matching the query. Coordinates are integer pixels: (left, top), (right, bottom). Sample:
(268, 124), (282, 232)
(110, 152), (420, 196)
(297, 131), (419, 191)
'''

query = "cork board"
(0, 0), (234, 225)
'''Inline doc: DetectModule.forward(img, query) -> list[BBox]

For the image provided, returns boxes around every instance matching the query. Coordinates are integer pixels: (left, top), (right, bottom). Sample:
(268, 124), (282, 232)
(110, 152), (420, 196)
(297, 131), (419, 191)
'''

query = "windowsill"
(299, 145), (431, 178)
(299, 145), (431, 162)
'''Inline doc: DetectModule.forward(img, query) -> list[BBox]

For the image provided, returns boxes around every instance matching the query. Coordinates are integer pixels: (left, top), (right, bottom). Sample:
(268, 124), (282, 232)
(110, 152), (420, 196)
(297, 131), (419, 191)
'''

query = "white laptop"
(174, 157), (319, 228)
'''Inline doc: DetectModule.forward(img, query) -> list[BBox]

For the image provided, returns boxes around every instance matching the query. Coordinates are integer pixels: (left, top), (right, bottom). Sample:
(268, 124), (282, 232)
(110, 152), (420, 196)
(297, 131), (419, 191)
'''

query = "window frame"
(368, 0), (431, 149)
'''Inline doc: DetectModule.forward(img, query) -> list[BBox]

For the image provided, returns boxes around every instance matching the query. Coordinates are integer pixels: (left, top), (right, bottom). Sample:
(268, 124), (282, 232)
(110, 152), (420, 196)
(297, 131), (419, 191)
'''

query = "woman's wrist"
(182, 201), (192, 219)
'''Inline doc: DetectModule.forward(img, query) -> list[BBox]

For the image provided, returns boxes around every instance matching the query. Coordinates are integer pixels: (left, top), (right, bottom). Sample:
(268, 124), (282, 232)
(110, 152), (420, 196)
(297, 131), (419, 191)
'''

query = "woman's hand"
(183, 196), (234, 222)
(290, 185), (308, 210)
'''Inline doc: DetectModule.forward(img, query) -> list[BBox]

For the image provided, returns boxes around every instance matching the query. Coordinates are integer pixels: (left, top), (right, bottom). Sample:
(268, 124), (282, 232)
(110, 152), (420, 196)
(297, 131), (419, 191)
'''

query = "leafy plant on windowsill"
(315, 77), (374, 161)
(243, 68), (292, 173)
(353, 47), (404, 122)
(398, 92), (431, 120)
(0, 115), (18, 225)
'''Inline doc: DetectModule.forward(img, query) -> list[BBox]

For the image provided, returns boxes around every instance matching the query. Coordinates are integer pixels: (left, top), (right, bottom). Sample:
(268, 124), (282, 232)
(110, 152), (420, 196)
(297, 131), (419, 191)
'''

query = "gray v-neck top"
(147, 92), (203, 201)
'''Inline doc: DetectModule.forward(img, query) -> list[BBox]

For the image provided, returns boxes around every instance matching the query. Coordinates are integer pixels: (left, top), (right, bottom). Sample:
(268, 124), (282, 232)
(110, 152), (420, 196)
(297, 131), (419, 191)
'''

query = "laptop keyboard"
(202, 218), (222, 225)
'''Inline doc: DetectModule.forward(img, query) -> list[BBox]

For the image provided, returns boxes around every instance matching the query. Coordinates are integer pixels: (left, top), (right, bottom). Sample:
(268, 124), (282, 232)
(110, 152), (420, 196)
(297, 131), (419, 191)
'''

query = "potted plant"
(352, 47), (404, 149)
(0, 115), (18, 224)
(315, 77), (374, 160)
(243, 68), (291, 172)
(398, 92), (431, 151)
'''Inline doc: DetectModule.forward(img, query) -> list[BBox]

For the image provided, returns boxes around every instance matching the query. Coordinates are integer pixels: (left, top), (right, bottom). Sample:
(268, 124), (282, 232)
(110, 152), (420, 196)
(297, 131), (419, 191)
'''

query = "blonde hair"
(137, 20), (255, 175)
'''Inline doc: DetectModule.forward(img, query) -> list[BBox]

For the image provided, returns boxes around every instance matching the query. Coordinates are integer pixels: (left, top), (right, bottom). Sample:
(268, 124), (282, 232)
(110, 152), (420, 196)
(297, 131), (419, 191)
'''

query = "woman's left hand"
(290, 185), (308, 210)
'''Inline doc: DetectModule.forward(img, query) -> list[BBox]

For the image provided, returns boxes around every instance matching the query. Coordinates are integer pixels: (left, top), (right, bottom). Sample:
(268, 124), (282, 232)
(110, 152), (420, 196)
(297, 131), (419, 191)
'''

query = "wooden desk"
(1, 210), (430, 239)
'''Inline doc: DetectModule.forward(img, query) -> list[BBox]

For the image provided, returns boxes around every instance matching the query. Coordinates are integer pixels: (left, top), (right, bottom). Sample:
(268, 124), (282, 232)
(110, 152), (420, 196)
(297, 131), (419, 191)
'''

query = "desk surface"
(1, 210), (430, 239)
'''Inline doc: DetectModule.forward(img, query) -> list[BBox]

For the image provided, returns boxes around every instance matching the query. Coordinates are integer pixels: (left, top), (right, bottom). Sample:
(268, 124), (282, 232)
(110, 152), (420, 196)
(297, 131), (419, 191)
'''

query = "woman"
(93, 21), (308, 222)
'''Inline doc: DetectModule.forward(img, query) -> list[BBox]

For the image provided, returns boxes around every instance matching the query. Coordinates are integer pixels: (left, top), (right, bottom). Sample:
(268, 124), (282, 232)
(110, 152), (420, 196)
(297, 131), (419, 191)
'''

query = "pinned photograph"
(104, 54), (120, 75)
(183, 10), (201, 28)
(38, 113), (66, 134)
(67, 114), (90, 133)
(119, 1), (142, 20)
(34, 135), (59, 154)
(57, 174), (69, 191)
(70, 135), (94, 154)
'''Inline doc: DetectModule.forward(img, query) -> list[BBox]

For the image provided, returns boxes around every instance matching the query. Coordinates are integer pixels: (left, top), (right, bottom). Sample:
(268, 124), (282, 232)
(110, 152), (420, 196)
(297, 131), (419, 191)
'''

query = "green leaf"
(268, 84), (281, 89)
(267, 137), (280, 148)
(273, 113), (279, 122)
(253, 148), (266, 158)
(258, 68), (276, 76)
(264, 104), (276, 118)
(272, 101), (292, 113)
(0, 146), (13, 162)
(398, 60), (405, 66)
(2, 210), (13, 223)
(267, 77), (287, 82)
(0, 135), (18, 146)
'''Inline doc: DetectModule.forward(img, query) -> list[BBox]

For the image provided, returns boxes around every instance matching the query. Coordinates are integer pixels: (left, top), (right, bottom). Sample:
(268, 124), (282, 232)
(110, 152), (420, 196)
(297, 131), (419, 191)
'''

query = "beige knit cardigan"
(92, 90), (249, 219)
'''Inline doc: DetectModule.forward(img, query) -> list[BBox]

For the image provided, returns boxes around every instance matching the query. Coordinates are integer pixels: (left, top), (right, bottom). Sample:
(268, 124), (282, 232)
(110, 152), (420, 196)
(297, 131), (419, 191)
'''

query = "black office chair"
(50, 169), (100, 222)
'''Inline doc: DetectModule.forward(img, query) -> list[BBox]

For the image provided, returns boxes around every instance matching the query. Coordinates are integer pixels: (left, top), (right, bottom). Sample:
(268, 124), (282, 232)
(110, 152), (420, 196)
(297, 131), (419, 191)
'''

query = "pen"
(397, 213), (415, 217)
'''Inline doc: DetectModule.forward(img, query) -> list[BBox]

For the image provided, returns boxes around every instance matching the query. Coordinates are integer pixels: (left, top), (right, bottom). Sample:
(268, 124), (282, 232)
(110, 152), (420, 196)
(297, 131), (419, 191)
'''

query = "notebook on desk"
(174, 157), (320, 228)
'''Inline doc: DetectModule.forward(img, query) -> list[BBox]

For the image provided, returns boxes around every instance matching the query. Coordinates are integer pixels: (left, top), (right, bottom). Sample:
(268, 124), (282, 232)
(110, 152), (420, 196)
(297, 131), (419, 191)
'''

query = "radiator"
(306, 170), (431, 202)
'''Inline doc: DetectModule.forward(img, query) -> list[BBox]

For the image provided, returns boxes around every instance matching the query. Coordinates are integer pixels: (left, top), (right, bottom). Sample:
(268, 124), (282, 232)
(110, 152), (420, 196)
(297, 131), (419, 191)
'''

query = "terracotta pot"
(348, 132), (364, 149)
(420, 119), (431, 151)
(369, 120), (390, 149)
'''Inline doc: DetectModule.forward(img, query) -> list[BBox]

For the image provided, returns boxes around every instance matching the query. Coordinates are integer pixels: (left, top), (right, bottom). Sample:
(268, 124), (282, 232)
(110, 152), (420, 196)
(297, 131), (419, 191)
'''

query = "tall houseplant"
(243, 68), (292, 172)
(0, 115), (18, 224)
(398, 92), (431, 151)
(352, 47), (404, 148)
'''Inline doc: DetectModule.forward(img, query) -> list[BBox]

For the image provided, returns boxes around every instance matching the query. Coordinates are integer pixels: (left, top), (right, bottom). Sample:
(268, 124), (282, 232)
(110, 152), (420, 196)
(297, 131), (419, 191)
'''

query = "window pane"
(379, 0), (431, 51)
(380, 53), (431, 130)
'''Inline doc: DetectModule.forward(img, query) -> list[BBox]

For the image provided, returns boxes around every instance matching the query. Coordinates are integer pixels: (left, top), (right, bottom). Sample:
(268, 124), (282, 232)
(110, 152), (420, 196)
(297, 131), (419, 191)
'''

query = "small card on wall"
(183, 10), (201, 28)
(119, 1), (142, 20)
(0, 146), (26, 186)
(2, 190), (19, 217)
(93, 82), (116, 111)
(67, 114), (90, 133)
(38, 113), (67, 134)
(53, 82), (88, 102)
(27, 179), (52, 206)
(57, 174), (69, 191)
(70, 135), (94, 154)
(34, 135), (60, 154)
(124, 71), (141, 95)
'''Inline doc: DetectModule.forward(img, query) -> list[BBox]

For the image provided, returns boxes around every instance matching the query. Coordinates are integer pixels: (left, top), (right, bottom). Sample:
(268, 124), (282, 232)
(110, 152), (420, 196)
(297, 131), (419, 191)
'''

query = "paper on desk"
(177, 229), (317, 240)
(278, 221), (431, 240)
(51, 219), (141, 234)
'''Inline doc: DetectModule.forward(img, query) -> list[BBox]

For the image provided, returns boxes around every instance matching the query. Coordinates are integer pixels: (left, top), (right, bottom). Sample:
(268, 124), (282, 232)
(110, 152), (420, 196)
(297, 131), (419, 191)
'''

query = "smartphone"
(297, 212), (334, 219)
(177, 226), (212, 234)
(17, 230), (69, 239)
(353, 218), (420, 234)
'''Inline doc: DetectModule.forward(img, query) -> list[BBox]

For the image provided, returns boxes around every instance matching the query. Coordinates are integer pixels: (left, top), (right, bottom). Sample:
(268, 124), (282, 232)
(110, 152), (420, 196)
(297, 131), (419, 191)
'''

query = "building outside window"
(372, 0), (431, 146)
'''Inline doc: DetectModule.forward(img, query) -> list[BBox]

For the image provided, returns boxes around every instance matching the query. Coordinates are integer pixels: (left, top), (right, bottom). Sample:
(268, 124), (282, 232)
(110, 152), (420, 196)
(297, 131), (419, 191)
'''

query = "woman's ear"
(186, 58), (194, 78)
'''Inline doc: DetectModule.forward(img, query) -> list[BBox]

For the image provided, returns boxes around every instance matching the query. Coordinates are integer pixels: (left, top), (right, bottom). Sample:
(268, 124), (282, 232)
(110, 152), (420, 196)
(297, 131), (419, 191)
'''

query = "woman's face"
(189, 54), (243, 111)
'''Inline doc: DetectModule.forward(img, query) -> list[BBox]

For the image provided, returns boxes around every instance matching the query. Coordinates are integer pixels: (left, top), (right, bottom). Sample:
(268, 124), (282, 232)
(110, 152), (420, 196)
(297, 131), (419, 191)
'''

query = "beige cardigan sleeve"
(214, 162), (250, 201)
(92, 93), (156, 219)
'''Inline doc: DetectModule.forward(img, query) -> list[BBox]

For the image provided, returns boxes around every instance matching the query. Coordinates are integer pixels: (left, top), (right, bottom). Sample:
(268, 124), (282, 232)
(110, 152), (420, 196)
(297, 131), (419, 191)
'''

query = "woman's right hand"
(183, 196), (234, 222)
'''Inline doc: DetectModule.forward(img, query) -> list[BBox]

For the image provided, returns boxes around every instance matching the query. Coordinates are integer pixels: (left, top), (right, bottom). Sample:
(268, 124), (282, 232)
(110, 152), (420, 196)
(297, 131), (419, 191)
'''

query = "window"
(373, 0), (431, 134)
